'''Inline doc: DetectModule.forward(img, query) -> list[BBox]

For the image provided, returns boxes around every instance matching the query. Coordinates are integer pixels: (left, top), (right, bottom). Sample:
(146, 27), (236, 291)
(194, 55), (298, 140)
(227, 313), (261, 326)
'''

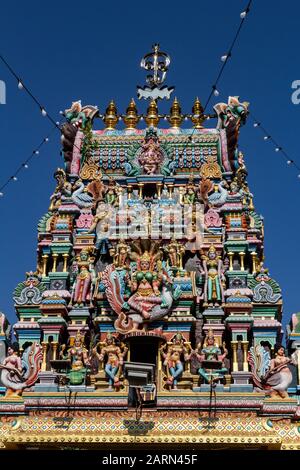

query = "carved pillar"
(231, 341), (238, 372)
(251, 252), (257, 274)
(241, 341), (249, 371)
(127, 184), (132, 200)
(52, 253), (59, 273)
(228, 252), (234, 271)
(52, 342), (58, 361)
(62, 254), (69, 273)
(239, 252), (245, 271)
(41, 341), (48, 371)
(179, 186), (184, 204)
(156, 182), (162, 199)
(167, 183), (174, 199)
(42, 254), (49, 277)
(138, 182), (144, 199)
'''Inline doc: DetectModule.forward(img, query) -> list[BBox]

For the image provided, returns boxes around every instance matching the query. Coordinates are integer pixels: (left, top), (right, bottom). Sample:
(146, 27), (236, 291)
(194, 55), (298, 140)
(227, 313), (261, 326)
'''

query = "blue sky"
(0, 1), (299, 333)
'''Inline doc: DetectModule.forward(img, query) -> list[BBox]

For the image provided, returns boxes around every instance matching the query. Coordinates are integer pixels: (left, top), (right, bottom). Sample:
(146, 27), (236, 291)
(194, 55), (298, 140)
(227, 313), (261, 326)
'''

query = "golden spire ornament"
(168, 97), (183, 128)
(103, 100), (118, 129)
(191, 97), (205, 128)
(123, 98), (140, 129)
(145, 99), (160, 127)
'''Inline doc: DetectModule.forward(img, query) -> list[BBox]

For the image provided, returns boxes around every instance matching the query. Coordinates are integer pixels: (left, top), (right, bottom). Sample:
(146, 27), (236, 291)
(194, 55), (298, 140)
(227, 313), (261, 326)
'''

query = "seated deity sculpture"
(160, 333), (191, 390)
(60, 331), (90, 386)
(92, 333), (128, 391)
(192, 330), (228, 384)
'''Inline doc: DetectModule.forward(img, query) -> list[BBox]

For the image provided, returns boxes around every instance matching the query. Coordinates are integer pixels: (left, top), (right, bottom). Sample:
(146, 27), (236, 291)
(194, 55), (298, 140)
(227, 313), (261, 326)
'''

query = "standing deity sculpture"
(160, 333), (191, 390)
(201, 245), (225, 305)
(113, 239), (130, 269)
(164, 238), (184, 269)
(192, 330), (228, 383)
(93, 333), (128, 391)
(71, 250), (96, 307)
(88, 201), (113, 255)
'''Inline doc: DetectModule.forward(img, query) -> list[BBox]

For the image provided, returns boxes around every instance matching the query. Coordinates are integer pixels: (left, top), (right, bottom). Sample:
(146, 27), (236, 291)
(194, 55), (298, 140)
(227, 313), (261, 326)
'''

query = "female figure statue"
(72, 250), (96, 307)
(160, 334), (191, 390)
(124, 251), (168, 319)
(249, 344), (298, 399)
(93, 333), (128, 391)
(201, 245), (225, 305)
(193, 330), (228, 383)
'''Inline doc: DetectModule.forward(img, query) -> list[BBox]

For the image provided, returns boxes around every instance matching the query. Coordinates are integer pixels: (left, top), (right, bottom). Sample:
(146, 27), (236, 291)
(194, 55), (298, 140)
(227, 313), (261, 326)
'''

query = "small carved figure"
(249, 344), (297, 399)
(160, 333), (191, 390)
(201, 245), (225, 305)
(192, 330), (228, 383)
(71, 250), (96, 307)
(88, 201), (113, 255)
(93, 333), (128, 391)
(0, 343), (42, 396)
(49, 168), (72, 211)
(183, 176), (196, 204)
(138, 128), (163, 175)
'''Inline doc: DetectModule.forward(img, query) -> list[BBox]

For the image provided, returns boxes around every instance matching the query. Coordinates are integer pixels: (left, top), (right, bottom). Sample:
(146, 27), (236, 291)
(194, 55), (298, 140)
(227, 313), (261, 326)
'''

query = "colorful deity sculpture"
(249, 345), (298, 399)
(124, 251), (170, 319)
(201, 245), (225, 305)
(193, 330), (228, 384)
(183, 176), (196, 204)
(138, 128), (164, 175)
(88, 201), (113, 255)
(49, 168), (72, 211)
(164, 238), (184, 269)
(160, 333), (191, 390)
(93, 333), (128, 391)
(71, 250), (96, 307)
(0, 343), (42, 396)
(60, 331), (90, 385)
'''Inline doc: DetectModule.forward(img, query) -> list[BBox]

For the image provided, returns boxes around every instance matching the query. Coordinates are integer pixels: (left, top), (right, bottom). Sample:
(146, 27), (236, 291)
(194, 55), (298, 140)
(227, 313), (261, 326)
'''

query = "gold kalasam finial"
(145, 99), (160, 127)
(168, 97), (183, 128)
(191, 97), (205, 129)
(123, 98), (140, 129)
(103, 100), (118, 129)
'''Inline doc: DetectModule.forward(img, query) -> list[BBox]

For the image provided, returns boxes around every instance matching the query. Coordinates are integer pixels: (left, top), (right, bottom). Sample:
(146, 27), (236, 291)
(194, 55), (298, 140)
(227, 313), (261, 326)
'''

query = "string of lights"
(0, 124), (58, 197)
(203, 0), (252, 111)
(187, 0), (252, 146)
(0, 54), (61, 130)
(249, 112), (300, 175)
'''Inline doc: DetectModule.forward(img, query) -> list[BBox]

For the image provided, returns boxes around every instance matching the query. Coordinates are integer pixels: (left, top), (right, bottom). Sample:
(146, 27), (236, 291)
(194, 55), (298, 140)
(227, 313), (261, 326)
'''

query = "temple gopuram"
(1, 45), (300, 451)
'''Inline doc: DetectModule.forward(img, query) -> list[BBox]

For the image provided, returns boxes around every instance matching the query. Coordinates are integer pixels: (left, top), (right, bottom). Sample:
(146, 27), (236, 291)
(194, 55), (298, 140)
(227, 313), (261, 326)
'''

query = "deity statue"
(93, 333), (128, 391)
(164, 238), (184, 269)
(113, 239), (130, 269)
(0, 343), (42, 396)
(160, 333), (191, 390)
(192, 330), (228, 384)
(88, 201), (113, 255)
(249, 345), (298, 399)
(49, 168), (72, 211)
(138, 128), (164, 175)
(105, 178), (119, 206)
(201, 245), (225, 305)
(102, 241), (182, 334)
(71, 250), (96, 307)
(60, 331), (90, 385)
(183, 176), (196, 204)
